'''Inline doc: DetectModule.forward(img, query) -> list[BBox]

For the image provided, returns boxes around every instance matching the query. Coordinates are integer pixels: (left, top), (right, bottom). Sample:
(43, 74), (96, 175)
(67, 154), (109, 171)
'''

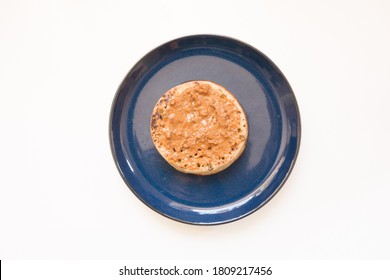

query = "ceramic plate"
(109, 35), (301, 225)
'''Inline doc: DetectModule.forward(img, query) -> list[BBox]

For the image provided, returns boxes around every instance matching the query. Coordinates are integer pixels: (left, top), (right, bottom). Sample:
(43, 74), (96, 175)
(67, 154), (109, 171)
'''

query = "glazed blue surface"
(110, 35), (301, 225)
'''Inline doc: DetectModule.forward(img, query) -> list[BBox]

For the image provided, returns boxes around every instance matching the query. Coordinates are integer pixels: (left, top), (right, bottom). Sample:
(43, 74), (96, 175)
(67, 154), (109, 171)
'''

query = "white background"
(1, 0), (389, 260)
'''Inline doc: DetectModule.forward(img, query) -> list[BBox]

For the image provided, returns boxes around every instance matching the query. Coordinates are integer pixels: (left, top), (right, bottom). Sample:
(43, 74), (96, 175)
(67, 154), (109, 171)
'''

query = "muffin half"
(150, 80), (248, 175)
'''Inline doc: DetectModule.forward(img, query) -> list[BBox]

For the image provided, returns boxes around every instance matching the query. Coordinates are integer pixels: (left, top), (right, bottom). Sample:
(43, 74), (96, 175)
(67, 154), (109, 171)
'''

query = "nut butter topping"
(151, 81), (248, 174)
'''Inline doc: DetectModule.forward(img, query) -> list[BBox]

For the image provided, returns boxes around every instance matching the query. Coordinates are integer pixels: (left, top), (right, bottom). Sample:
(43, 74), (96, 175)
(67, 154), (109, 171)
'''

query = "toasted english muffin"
(150, 80), (248, 175)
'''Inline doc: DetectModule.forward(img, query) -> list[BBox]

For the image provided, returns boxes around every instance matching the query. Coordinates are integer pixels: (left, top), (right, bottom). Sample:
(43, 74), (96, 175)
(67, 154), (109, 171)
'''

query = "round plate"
(109, 35), (301, 225)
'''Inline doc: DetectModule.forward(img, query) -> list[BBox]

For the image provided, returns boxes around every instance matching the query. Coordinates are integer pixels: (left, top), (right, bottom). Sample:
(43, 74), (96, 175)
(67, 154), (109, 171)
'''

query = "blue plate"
(109, 35), (301, 225)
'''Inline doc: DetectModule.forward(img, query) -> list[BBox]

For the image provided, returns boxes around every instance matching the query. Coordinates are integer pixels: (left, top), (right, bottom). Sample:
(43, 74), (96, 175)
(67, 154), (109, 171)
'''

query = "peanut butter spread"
(151, 81), (248, 175)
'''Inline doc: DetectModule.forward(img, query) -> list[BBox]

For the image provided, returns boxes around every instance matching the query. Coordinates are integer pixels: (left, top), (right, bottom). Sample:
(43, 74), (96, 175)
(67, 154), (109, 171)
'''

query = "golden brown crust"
(150, 80), (248, 175)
